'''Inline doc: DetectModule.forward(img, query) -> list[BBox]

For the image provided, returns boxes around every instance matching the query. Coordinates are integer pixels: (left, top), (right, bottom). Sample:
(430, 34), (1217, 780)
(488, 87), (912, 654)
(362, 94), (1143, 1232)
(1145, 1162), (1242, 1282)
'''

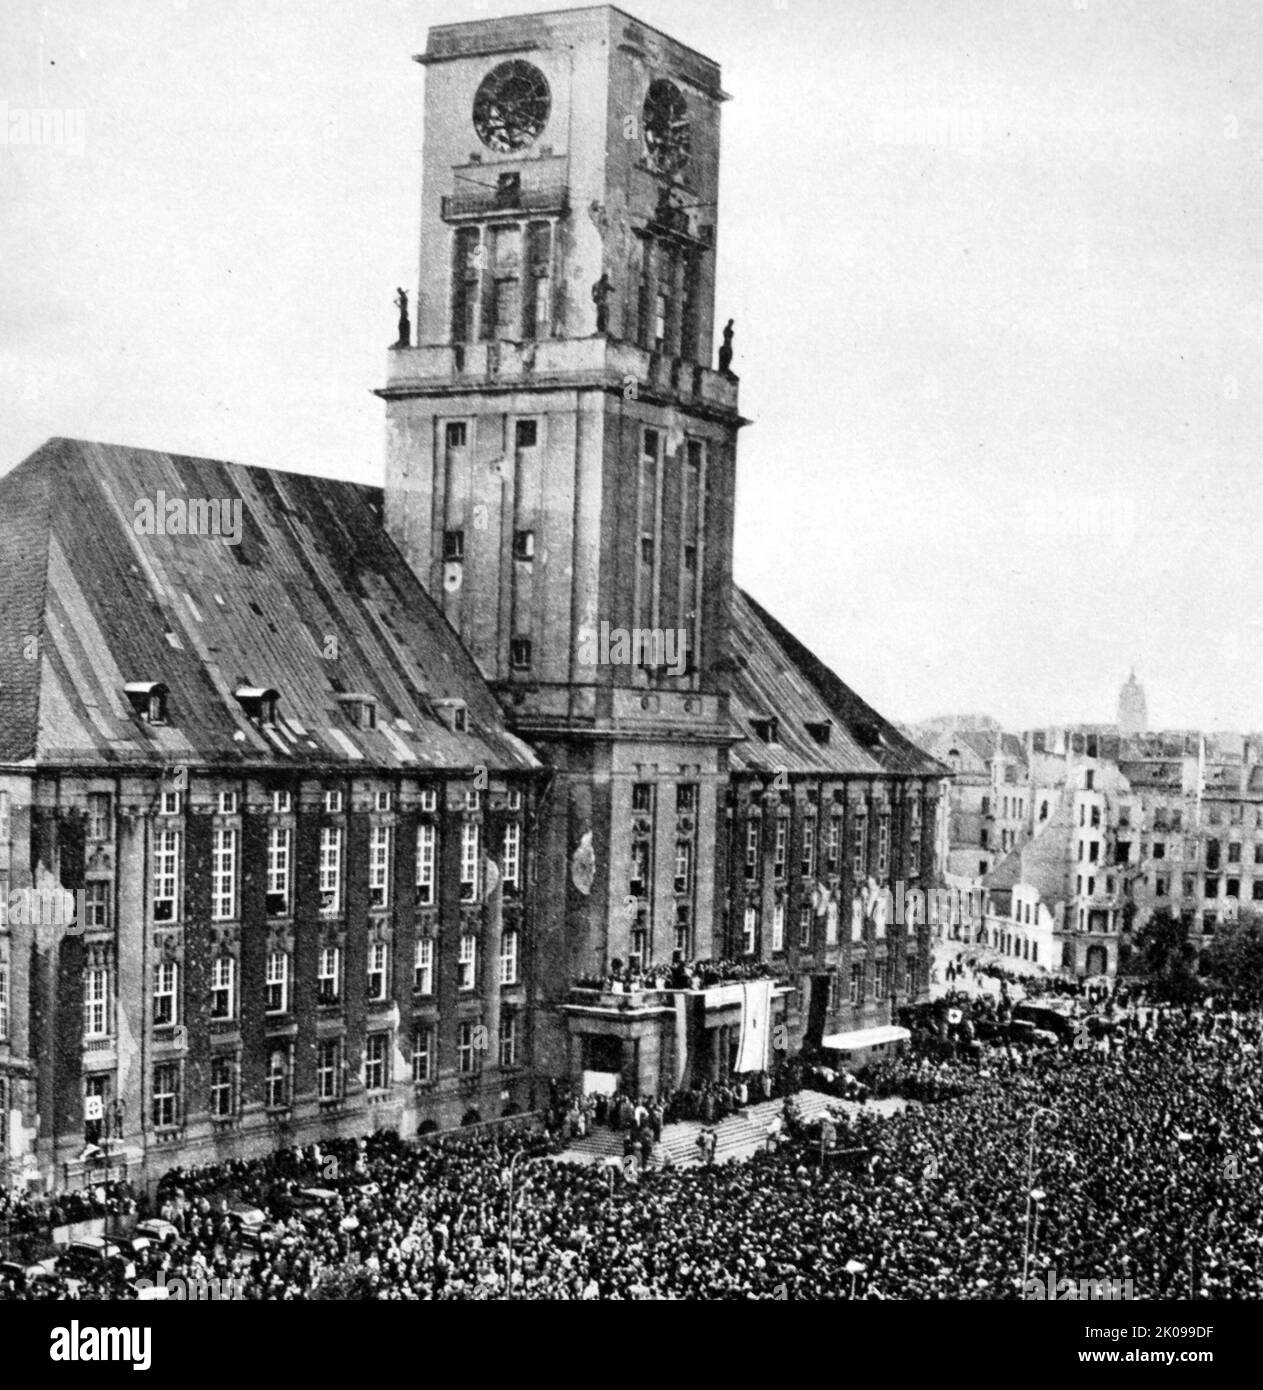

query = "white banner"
(734, 978), (772, 1074)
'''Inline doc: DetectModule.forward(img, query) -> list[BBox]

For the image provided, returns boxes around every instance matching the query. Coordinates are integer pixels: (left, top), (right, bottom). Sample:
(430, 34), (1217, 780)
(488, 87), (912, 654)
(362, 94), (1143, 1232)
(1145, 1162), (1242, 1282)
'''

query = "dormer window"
(436, 699), (468, 734)
(337, 693), (377, 730)
(125, 681), (168, 725)
(854, 719), (883, 748)
(235, 685), (279, 725)
(751, 716), (779, 745)
(513, 529), (535, 560)
(218, 791), (239, 815)
(443, 530), (465, 562)
(805, 720), (832, 746)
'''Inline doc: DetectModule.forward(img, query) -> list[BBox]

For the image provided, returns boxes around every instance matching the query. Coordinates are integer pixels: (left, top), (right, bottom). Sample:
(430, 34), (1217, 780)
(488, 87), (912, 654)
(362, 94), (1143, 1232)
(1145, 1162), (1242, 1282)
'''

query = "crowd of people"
(572, 957), (778, 994)
(4, 1001), (1263, 1299)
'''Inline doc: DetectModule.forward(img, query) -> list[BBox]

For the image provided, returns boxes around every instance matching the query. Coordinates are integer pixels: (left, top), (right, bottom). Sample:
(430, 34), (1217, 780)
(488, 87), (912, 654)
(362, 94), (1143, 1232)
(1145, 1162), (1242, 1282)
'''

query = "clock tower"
(381, 6), (746, 1076)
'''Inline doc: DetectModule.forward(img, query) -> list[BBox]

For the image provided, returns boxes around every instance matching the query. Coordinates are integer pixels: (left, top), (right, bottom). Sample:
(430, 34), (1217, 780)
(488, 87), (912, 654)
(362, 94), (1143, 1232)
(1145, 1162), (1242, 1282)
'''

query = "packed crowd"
(572, 957), (778, 993)
(4, 1005), (1263, 1299)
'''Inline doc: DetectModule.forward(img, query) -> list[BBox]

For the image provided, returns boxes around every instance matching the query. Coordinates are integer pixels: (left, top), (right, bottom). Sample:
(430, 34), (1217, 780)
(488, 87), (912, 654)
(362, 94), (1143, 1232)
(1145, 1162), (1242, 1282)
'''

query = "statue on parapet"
(394, 288), (411, 348)
(718, 318), (735, 376)
(591, 273), (613, 334)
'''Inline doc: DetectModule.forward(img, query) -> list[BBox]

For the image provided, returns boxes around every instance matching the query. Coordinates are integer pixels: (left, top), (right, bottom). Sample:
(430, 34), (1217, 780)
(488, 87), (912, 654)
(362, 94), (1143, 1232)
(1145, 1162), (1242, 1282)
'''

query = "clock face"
(473, 60), (551, 153)
(643, 78), (690, 177)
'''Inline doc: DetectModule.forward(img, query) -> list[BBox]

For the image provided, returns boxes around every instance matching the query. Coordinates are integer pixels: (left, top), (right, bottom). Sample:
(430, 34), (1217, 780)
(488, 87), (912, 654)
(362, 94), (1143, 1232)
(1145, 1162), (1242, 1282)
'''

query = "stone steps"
(554, 1089), (848, 1168)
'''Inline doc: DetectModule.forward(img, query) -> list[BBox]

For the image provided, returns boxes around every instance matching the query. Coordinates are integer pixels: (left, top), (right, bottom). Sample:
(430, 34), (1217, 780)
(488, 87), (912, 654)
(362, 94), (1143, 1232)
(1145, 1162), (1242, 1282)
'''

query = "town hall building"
(0, 7), (945, 1189)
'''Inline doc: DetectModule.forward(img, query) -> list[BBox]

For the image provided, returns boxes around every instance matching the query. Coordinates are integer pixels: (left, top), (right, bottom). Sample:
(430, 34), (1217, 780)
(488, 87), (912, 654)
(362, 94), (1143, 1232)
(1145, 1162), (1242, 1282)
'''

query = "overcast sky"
(3, 0), (1261, 733)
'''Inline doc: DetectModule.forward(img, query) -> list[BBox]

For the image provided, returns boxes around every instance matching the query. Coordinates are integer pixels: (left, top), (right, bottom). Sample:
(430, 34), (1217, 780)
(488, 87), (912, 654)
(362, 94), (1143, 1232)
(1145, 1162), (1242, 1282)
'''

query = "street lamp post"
(504, 1148), (539, 1301)
(1021, 1108), (1056, 1291)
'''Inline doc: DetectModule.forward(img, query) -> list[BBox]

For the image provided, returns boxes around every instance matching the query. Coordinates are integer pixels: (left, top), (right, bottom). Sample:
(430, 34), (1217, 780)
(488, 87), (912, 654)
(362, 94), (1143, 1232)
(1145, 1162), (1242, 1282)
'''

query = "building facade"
(0, 7), (947, 1190)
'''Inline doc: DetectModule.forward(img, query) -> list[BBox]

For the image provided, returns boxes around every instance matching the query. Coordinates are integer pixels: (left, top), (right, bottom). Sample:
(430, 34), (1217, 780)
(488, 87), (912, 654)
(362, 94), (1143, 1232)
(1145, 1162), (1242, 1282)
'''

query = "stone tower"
(1118, 669), (1148, 738)
(381, 6), (747, 1074)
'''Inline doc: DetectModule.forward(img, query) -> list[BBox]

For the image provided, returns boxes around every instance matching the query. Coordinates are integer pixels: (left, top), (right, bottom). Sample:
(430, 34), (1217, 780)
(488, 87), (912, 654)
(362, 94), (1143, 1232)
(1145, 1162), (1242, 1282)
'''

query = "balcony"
(565, 986), (674, 1013)
(441, 179), (569, 222)
(381, 336), (742, 419)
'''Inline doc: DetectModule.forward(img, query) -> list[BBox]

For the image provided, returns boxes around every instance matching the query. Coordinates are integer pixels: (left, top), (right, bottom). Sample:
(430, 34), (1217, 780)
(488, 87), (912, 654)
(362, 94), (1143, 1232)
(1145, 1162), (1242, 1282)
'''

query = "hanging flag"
(734, 978), (772, 1073)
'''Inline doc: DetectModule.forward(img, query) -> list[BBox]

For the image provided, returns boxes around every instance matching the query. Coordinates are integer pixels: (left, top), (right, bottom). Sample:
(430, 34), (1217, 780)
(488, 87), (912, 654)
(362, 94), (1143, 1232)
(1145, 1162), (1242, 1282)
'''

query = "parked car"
(224, 1201), (268, 1231)
(133, 1218), (181, 1249)
(57, 1236), (136, 1282)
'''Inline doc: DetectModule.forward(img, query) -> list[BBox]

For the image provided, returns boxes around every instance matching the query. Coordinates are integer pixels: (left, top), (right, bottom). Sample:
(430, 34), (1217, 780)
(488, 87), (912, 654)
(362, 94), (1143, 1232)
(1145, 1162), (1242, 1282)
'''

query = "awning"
(821, 1025), (911, 1052)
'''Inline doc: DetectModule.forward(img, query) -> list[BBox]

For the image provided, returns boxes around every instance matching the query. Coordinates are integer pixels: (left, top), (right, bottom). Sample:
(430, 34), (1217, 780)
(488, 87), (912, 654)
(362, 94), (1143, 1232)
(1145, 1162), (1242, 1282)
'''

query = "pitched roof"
(727, 588), (946, 779)
(0, 438), (537, 773)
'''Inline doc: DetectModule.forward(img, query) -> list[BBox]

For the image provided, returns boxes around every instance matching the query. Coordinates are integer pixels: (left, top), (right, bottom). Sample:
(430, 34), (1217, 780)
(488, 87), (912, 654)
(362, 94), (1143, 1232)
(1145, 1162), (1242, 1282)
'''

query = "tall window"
(500, 1013), (519, 1068)
(369, 826), (391, 909)
(211, 828), (237, 921)
(827, 818), (842, 874)
(266, 1045), (291, 1109)
(210, 1056), (236, 1119)
(674, 840), (693, 895)
(800, 904), (813, 948)
(457, 1020), (479, 1074)
(414, 937), (434, 995)
(490, 224), (521, 339)
(319, 826), (342, 914)
(367, 942), (389, 1001)
(742, 905), (757, 954)
(771, 901), (785, 952)
(0, 791), (8, 843)
(852, 815), (868, 877)
(153, 960), (178, 1026)
(451, 226), (481, 343)
(745, 817), (761, 879)
(674, 903), (691, 956)
(801, 819), (817, 879)
(460, 823), (481, 902)
(84, 966), (109, 1038)
(773, 818), (788, 878)
(318, 946), (340, 1005)
(416, 822), (437, 905)
(210, 956), (236, 1020)
(502, 822), (521, 892)
(265, 951), (289, 1014)
(877, 815), (890, 878)
(152, 1063), (180, 1129)
(153, 828), (180, 922)
(629, 839), (651, 898)
(500, 929), (519, 986)
(316, 1039), (342, 1101)
(0, 960), (8, 1040)
(458, 933), (478, 991)
(412, 1025), (435, 1084)
(85, 881), (110, 930)
(87, 792), (112, 841)
(267, 826), (292, 916)
(524, 221), (552, 339)
(365, 1034), (390, 1092)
